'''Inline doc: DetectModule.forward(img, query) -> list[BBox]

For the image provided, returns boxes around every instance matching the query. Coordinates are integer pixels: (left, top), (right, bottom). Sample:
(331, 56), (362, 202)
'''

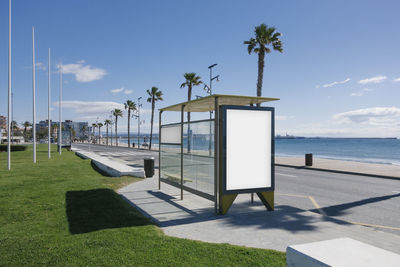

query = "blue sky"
(1, 0), (400, 137)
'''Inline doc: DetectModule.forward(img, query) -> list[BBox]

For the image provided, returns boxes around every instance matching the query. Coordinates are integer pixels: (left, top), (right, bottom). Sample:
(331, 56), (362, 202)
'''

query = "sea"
(275, 138), (400, 166)
(121, 137), (400, 166)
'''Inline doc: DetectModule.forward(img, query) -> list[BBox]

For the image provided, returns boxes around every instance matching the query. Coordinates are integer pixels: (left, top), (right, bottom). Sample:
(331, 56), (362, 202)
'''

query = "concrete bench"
(74, 150), (145, 178)
(163, 172), (193, 184)
(287, 238), (400, 267)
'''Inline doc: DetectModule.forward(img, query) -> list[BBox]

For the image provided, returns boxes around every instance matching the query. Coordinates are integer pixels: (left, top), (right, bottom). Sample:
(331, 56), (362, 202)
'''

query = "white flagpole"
(48, 48), (51, 158)
(59, 62), (62, 155)
(32, 26), (36, 163)
(7, 0), (12, 170)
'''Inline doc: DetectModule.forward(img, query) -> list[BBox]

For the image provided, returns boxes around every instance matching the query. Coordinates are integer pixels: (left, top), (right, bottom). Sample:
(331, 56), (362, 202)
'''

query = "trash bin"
(305, 153), (313, 166)
(144, 157), (155, 177)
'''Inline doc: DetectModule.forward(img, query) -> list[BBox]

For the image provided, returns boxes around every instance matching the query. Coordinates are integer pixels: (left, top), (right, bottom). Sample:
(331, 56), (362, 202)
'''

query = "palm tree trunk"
(115, 117), (118, 146)
(127, 109), (131, 147)
(98, 127), (101, 144)
(149, 99), (155, 150)
(106, 126), (109, 145)
(256, 50), (265, 107)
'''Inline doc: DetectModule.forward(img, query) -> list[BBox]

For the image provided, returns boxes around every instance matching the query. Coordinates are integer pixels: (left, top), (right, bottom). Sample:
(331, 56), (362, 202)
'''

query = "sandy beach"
(276, 156), (400, 179)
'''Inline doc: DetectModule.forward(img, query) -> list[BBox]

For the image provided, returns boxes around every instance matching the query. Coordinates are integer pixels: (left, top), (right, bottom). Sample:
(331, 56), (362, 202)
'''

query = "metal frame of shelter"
(158, 94), (279, 214)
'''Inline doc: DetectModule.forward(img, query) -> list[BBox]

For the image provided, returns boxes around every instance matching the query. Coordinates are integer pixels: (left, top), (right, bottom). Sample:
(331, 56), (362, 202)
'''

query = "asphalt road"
(73, 143), (400, 235)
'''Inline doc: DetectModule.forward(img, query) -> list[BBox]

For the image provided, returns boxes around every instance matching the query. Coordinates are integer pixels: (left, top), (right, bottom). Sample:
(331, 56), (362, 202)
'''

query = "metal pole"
(138, 97), (142, 149)
(180, 105), (185, 200)
(32, 26), (36, 163)
(214, 96), (219, 214)
(59, 61), (62, 155)
(7, 0), (11, 170)
(209, 68), (212, 156)
(158, 110), (162, 190)
(11, 93), (13, 145)
(48, 48), (51, 158)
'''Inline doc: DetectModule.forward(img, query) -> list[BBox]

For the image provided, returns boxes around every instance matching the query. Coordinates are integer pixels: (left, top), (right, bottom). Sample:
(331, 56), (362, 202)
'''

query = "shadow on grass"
(66, 189), (152, 234)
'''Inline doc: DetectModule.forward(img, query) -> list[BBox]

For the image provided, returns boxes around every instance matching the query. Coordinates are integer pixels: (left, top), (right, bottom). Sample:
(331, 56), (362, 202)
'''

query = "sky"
(0, 0), (400, 137)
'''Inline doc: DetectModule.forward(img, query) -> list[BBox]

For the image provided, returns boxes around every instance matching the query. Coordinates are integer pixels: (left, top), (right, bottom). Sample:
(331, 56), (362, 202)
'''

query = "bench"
(287, 238), (400, 267)
(163, 172), (193, 184)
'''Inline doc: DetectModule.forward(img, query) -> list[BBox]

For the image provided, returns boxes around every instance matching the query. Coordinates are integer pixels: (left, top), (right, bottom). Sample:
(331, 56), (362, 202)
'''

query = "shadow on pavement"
(66, 189), (152, 234)
(137, 190), (341, 233)
(314, 193), (400, 217)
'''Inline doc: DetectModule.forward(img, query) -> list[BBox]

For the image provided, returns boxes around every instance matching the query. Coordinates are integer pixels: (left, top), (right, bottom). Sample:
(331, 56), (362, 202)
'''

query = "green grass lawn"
(0, 145), (285, 266)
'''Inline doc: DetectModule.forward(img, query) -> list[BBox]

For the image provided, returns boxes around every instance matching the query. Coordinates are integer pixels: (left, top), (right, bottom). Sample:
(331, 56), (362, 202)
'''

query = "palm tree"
(180, 72), (202, 152)
(112, 109), (123, 146)
(97, 122), (103, 144)
(11, 121), (18, 144)
(104, 119), (111, 145)
(147, 87), (163, 150)
(82, 125), (87, 142)
(91, 123), (97, 144)
(244, 24), (283, 104)
(23, 121), (32, 141)
(180, 72), (202, 122)
(124, 100), (137, 148)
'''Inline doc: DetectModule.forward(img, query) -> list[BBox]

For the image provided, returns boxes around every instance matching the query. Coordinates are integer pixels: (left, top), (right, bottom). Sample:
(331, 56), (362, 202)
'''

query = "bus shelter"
(158, 94), (279, 214)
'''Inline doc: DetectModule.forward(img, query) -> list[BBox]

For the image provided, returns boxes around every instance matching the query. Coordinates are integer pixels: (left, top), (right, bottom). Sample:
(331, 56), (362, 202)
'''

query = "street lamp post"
(207, 64), (219, 156)
(137, 97), (142, 149)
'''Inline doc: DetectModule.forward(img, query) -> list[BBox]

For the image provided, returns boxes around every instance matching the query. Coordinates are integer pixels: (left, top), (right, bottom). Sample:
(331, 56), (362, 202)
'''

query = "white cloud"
(393, 77), (400, 82)
(333, 107), (400, 126)
(363, 88), (373, 92)
(124, 89), (134, 95)
(53, 101), (124, 119)
(358, 75), (387, 84)
(111, 87), (124, 93)
(57, 61), (106, 82)
(320, 78), (350, 88)
(36, 62), (46, 71)
(350, 92), (363, 97)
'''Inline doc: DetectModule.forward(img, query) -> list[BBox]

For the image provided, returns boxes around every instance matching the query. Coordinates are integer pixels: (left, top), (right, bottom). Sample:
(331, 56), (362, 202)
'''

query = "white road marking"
(276, 172), (297, 178)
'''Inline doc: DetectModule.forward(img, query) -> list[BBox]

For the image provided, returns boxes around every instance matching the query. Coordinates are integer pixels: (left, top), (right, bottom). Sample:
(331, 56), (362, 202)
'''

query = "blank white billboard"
(161, 125), (181, 144)
(226, 109), (272, 191)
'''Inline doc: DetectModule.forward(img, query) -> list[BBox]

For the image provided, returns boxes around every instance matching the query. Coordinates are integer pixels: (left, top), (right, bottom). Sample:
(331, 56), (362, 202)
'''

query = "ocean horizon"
(117, 136), (400, 166)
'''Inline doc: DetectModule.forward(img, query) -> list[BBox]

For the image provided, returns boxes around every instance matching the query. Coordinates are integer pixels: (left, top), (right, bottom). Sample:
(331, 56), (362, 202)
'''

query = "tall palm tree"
(11, 121), (18, 144)
(23, 121), (32, 141)
(244, 24), (283, 104)
(124, 100), (137, 148)
(180, 72), (202, 122)
(97, 122), (103, 144)
(91, 123), (97, 144)
(104, 119), (111, 145)
(82, 125), (87, 142)
(180, 72), (202, 152)
(147, 87), (163, 150)
(112, 109), (123, 146)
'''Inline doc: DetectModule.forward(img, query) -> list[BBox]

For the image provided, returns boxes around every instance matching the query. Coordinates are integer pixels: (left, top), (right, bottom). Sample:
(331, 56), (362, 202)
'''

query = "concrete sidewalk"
(119, 174), (400, 254)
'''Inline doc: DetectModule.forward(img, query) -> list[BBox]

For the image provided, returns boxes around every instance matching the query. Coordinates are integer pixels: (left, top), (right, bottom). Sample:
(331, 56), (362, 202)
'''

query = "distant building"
(35, 120), (89, 141)
(0, 115), (6, 130)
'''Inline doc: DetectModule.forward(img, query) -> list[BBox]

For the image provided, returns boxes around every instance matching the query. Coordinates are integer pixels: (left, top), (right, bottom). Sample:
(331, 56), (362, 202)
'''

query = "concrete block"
(75, 150), (145, 178)
(287, 237), (400, 267)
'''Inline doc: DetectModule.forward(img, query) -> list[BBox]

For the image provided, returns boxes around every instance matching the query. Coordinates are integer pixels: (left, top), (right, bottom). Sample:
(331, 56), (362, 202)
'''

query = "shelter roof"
(160, 94), (279, 112)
